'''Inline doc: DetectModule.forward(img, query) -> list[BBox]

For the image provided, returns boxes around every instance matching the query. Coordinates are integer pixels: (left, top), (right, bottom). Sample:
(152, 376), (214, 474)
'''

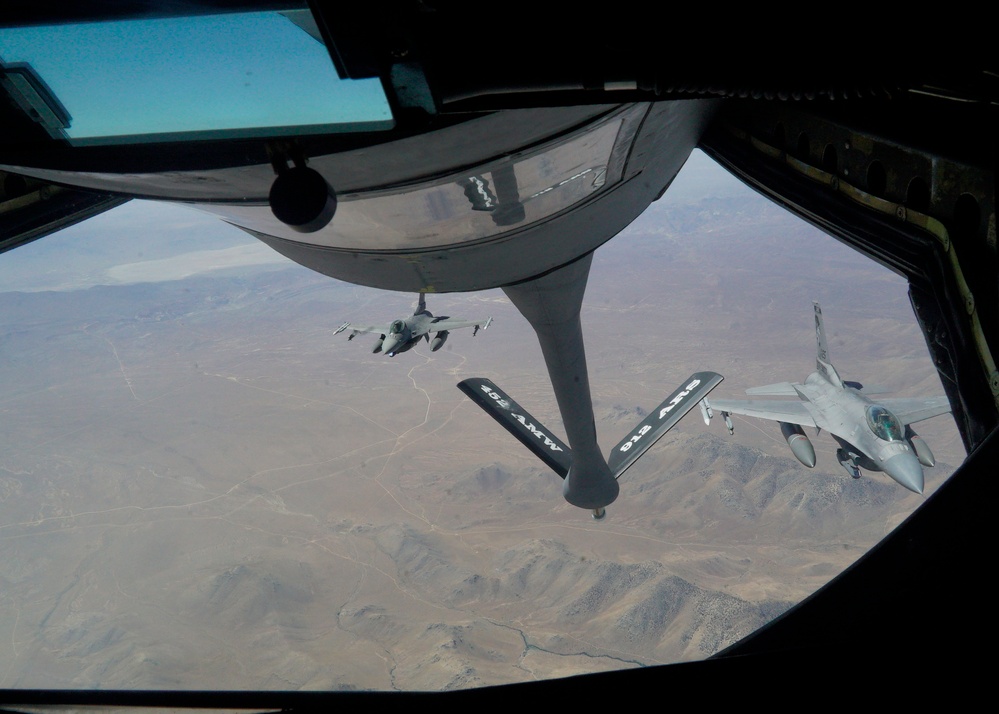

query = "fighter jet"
(334, 293), (491, 357)
(702, 303), (951, 494)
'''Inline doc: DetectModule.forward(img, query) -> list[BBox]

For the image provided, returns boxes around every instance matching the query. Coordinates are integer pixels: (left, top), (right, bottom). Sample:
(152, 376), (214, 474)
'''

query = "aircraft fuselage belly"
(235, 100), (719, 293)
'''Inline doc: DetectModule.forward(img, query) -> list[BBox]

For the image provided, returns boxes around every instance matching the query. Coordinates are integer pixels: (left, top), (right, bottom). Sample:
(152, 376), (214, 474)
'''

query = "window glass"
(0, 11), (393, 145)
(867, 405), (904, 441)
(209, 113), (627, 249)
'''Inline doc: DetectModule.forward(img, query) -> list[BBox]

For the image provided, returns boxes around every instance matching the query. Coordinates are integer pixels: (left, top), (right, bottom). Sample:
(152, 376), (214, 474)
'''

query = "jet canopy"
(866, 405), (904, 441)
(390, 319), (405, 334)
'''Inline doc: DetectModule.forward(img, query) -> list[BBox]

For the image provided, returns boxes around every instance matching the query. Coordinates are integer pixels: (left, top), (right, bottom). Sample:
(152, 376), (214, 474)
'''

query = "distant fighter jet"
(702, 302), (951, 494)
(334, 293), (492, 357)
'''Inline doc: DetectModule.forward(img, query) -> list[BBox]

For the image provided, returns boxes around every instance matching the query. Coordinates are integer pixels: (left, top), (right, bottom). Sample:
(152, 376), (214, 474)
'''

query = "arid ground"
(0, 153), (963, 690)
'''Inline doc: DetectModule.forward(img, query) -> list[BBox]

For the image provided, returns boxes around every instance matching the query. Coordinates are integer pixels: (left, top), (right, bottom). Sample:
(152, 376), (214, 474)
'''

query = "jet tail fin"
(457, 378), (571, 477)
(812, 301), (843, 387)
(813, 301), (830, 365)
(416, 292), (427, 315)
(608, 372), (723, 478)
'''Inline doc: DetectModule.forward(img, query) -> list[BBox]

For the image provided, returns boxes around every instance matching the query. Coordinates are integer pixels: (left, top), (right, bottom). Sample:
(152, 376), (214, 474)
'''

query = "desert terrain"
(0, 152), (964, 690)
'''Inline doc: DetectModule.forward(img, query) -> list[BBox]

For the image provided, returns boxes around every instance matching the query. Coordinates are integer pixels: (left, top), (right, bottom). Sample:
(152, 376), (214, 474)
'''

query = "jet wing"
(745, 382), (800, 396)
(426, 317), (491, 332)
(707, 398), (817, 428)
(338, 323), (392, 335)
(878, 396), (952, 425)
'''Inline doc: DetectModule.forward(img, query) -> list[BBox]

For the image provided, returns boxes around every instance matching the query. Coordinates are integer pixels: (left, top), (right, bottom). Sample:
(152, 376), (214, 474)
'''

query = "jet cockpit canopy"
(866, 405), (904, 442)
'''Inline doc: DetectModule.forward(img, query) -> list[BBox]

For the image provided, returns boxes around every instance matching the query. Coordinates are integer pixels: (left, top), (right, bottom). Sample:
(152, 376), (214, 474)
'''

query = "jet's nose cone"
(382, 336), (400, 354)
(884, 452), (924, 494)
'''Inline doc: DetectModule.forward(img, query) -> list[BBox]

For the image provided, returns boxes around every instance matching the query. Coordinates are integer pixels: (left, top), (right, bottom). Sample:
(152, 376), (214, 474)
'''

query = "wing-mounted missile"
(779, 421), (817, 467)
(333, 322), (350, 336)
(905, 425), (936, 467)
(430, 330), (449, 352)
(457, 378), (571, 478)
(608, 372), (724, 479)
(472, 317), (492, 337)
(699, 399), (713, 425)
(372, 334), (385, 353)
(702, 398), (734, 434)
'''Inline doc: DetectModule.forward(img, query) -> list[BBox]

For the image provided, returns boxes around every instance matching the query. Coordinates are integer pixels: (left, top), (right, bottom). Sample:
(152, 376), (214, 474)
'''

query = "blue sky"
(0, 12), (392, 141)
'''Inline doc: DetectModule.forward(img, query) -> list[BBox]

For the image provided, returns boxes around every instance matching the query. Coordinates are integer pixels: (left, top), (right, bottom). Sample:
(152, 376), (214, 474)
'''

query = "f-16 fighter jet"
(334, 293), (491, 357)
(702, 303), (951, 494)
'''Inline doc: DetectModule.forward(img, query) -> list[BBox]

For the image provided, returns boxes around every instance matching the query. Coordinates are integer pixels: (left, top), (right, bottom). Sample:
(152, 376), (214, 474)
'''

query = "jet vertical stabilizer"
(813, 301), (844, 387)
